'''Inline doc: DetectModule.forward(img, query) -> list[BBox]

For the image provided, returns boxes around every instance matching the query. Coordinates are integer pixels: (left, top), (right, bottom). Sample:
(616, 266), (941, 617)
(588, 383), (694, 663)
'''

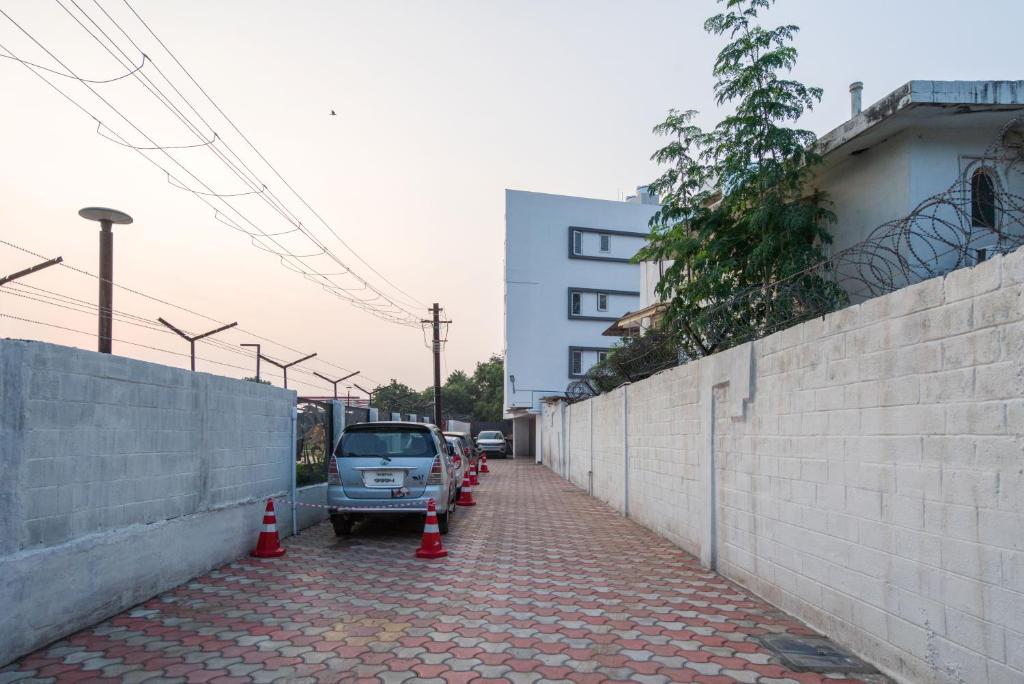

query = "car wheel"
(330, 515), (354, 537)
(437, 509), (450, 535)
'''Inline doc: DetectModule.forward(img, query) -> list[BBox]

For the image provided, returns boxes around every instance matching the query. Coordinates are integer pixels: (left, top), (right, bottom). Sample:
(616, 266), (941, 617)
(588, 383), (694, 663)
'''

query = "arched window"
(970, 167), (998, 229)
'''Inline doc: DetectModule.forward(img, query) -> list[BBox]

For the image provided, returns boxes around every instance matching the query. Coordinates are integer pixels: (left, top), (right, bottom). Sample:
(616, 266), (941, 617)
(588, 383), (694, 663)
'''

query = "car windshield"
(478, 431), (502, 440)
(338, 428), (436, 458)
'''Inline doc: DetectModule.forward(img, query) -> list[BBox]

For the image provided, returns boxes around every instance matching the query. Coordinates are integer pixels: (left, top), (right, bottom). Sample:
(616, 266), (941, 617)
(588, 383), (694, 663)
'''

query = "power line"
(118, 0), (428, 312)
(0, 49), (145, 82)
(0, 8), (421, 325)
(71, 0), (424, 317)
(0, 34), (368, 318)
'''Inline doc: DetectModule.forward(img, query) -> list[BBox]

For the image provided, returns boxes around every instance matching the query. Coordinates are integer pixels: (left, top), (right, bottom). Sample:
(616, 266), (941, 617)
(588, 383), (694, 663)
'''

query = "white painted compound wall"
(541, 247), (1024, 684)
(0, 341), (296, 666)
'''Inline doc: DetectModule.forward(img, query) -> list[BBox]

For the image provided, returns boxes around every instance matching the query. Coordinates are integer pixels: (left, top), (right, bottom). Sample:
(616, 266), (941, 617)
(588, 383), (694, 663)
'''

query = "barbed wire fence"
(567, 115), (1024, 402)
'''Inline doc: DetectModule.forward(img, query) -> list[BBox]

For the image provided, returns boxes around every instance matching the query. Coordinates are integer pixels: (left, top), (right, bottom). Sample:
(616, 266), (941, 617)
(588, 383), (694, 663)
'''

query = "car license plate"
(363, 470), (403, 488)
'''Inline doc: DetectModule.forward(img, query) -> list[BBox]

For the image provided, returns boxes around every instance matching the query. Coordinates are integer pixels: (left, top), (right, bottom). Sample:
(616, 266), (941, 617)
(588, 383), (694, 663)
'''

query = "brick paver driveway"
(3, 459), (887, 684)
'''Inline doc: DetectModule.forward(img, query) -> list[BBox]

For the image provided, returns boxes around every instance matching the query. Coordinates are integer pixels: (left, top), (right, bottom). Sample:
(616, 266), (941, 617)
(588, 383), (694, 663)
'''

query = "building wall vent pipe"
(850, 81), (863, 117)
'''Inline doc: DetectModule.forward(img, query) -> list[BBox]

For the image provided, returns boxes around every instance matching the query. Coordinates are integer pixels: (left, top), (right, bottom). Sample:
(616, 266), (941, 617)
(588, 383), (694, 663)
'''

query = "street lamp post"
(79, 207), (133, 354)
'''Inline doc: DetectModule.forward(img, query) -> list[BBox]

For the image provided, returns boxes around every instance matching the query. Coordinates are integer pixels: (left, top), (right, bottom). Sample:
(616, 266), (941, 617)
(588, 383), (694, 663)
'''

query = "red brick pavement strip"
(1, 460), (891, 684)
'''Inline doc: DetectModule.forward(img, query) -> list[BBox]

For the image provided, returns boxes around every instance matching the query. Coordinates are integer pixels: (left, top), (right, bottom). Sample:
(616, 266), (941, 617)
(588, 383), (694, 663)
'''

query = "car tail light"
(427, 456), (443, 485)
(327, 456), (341, 485)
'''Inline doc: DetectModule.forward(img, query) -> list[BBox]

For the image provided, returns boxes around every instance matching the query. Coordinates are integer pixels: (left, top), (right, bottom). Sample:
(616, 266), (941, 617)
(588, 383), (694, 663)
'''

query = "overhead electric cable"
(54, 0), (403, 309)
(118, 0), (428, 310)
(80, 0), (425, 316)
(1, 6), (421, 325)
(0, 49), (145, 82)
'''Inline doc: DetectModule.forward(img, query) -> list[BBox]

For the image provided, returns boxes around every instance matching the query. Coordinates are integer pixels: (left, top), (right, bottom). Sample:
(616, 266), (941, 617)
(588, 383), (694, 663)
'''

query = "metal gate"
(345, 405), (370, 425)
(296, 399), (332, 486)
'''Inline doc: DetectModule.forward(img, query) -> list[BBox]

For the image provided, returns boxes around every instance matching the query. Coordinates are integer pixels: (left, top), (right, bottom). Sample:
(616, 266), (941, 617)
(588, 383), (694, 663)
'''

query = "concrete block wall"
(0, 341), (295, 666)
(540, 401), (566, 478)
(295, 483), (329, 530)
(539, 247), (1024, 684)
(624, 362), (704, 558)
(567, 400), (591, 491)
(591, 389), (625, 511)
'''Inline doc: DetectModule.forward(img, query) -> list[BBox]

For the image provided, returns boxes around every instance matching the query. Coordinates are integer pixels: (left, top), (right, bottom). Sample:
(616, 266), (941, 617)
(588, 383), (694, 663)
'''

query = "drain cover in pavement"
(757, 634), (878, 673)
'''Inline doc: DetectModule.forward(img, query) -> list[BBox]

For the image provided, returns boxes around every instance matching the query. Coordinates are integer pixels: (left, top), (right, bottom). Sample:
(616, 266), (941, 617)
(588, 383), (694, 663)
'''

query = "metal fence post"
(291, 403), (298, 536)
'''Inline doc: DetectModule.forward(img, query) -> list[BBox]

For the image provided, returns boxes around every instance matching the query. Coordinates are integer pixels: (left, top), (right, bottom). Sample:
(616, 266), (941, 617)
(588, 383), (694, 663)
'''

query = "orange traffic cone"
(415, 499), (448, 559)
(479, 454), (490, 474)
(456, 477), (476, 507)
(251, 499), (286, 558)
(468, 461), (480, 486)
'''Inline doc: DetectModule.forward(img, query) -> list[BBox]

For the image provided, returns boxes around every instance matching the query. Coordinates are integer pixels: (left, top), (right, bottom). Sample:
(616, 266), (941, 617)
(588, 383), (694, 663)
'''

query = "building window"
(572, 230), (582, 254)
(971, 167), (998, 229)
(597, 351), (608, 364)
(596, 293), (608, 311)
(600, 234), (610, 252)
(571, 350), (582, 375)
(571, 292), (581, 315)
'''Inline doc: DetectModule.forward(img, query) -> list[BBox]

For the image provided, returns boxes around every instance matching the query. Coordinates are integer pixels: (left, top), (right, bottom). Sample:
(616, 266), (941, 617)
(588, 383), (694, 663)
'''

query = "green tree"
(417, 387), (435, 420)
(442, 370), (475, 420)
(366, 355), (505, 424)
(469, 355), (503, 421)
(373, 379), (419, 417)
(638, 0), (842, 359)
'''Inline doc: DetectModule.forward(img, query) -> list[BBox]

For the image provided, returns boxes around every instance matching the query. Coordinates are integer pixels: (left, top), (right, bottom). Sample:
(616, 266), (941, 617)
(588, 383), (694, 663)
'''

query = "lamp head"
(79, 207), (133, 225)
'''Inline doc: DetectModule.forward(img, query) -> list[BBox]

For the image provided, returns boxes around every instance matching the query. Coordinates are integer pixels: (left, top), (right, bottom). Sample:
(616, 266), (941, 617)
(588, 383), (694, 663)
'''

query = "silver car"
(475, 430), (508, 458)
(444, 436), (466, 492)
(444, 431), (476, 472)
(327, 422), (457, 535)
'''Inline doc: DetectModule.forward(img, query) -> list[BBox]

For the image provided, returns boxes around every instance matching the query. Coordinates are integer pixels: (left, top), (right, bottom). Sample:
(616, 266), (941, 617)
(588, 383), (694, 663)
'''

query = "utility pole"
(314, 370), (359, 400)
(79, 207), (133, 354)
(421, 303), (451, 428)
(0, 256), (63, 287)
(158, 318), (238, 371)
(241, 343), (261, 380)
(260, 352), (316, 390)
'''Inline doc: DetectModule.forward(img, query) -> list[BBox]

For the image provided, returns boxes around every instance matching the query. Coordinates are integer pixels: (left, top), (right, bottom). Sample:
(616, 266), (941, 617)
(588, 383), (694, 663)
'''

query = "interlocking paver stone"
(0, 460), (890, 683)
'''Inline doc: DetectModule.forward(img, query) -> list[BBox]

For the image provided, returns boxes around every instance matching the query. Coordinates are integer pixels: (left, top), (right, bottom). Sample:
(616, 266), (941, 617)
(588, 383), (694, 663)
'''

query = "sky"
(2, 0), (1022, 395)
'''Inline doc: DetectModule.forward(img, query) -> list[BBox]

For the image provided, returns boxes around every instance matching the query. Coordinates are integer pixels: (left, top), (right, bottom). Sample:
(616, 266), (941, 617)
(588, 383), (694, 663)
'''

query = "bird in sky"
(330, 110), (337, 116)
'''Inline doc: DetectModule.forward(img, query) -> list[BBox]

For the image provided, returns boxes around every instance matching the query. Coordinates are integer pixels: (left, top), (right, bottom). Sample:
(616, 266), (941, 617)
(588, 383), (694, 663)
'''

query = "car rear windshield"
(337, 428), (436, 458)
(478, 431), (503, 440)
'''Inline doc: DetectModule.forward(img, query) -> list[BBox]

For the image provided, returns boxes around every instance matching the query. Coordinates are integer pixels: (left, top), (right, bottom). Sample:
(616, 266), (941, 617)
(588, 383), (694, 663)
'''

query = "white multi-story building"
(503, 188), (659, 456)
